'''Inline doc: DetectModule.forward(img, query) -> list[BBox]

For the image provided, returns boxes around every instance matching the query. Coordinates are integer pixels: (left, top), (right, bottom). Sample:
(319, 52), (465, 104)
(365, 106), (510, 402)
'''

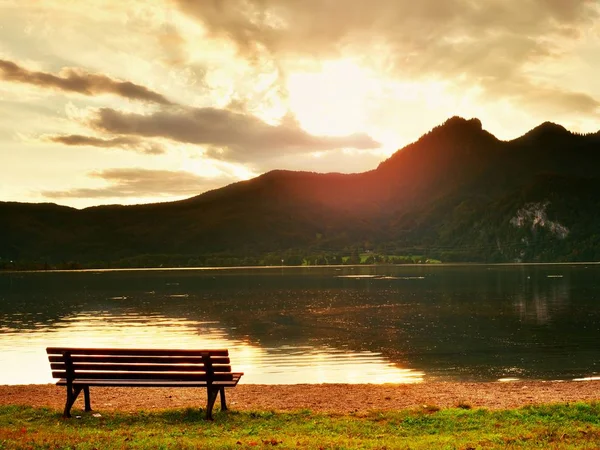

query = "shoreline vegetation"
(4, 259), (600, 273)
(0, 253), (442, 271)
(2, 261), (600, 274)
(2, 383), (600, 448)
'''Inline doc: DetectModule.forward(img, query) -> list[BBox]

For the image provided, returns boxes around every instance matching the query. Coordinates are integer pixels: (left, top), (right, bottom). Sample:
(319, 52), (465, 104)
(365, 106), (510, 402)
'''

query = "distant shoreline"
(2, 261), (600, 274)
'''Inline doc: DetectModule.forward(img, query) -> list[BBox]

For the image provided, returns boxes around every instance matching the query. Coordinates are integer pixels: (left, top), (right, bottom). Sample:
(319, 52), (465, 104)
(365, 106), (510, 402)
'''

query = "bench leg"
(219, 387), (227, 411)
(63, 385), (83, 418)
(205, 388), (219, 420)
(83, 386), (92, 412)
(63, 386), (73, 418)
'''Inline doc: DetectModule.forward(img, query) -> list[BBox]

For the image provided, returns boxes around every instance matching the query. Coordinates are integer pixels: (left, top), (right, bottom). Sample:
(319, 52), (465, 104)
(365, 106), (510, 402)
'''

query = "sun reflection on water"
(0, 312), (423, 385)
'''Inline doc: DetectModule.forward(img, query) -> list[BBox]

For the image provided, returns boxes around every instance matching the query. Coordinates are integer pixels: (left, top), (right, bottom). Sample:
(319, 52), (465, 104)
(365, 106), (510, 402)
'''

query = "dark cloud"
(41, 168), (231, 199)
(0, 59), (172, 104)
(47, 134), (165, 155)
(89, 106), (380, 164)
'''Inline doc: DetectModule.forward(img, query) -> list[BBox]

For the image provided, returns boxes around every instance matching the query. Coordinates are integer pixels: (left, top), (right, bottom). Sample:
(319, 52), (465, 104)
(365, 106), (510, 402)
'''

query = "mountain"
(2, 116), (600, 268)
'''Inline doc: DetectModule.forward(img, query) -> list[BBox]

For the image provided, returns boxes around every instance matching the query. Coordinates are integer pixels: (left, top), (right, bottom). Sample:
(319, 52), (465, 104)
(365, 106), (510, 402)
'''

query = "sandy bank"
(2, 382), (599, 414)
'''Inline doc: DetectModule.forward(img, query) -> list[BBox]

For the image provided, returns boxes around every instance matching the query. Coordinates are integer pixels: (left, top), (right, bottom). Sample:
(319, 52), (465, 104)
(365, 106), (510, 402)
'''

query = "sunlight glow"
(0, 312), (424, 385)
(287, 59), (378, 136)
(179, 153), (257, 181)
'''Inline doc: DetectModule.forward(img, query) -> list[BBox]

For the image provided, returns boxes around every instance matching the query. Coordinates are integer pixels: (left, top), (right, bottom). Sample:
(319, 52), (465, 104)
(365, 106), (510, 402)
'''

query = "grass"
(2, 403), (600, 449)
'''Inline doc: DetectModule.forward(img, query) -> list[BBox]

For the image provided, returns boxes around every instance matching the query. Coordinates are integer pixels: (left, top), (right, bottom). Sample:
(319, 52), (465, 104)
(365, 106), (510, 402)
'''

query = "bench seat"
(55, 374), (243, 388)
(47, 347), (243, 419)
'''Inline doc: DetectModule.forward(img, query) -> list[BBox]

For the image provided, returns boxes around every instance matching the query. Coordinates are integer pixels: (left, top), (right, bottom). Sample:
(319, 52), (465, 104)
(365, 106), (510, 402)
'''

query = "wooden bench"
(46, 347), (243, 420)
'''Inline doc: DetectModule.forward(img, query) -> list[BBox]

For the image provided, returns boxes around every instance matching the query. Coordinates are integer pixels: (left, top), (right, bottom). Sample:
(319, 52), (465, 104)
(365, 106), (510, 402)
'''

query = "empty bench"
(46, 347), (243, 419)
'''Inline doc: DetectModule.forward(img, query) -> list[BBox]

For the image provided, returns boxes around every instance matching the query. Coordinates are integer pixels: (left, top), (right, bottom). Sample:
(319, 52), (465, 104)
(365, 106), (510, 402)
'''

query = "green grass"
(2, 403), (600, 449)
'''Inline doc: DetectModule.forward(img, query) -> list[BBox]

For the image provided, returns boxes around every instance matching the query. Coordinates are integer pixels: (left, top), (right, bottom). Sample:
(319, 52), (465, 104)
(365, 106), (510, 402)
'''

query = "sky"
(1, 0), (599, 209)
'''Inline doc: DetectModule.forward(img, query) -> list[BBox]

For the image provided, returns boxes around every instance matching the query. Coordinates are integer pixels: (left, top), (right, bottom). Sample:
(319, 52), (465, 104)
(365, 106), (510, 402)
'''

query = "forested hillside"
(2, 116), (599, 269)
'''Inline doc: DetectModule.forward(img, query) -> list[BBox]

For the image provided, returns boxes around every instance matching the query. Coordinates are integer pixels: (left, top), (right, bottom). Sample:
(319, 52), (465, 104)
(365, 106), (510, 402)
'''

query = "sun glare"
(287, 59), (377, 136)
(286, 59), (467, 153)
(179, 150), (257, 181)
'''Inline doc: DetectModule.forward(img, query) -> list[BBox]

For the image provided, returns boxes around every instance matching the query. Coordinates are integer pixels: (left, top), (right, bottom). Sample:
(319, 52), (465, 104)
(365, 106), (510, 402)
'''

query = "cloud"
(41, 168), (232, 199)
(174, 0), (597, 63)
(89, 106), (380, 164)
(46, 134), (166, 155)
(0, 59), (172, 105)
(174, 0), (600, 116)
(157, 23), (189, 67)
(496, 79), (600, 115)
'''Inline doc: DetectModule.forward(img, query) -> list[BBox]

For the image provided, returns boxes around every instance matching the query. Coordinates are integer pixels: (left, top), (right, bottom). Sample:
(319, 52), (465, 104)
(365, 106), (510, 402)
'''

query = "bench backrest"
(46, 347), (235, 382)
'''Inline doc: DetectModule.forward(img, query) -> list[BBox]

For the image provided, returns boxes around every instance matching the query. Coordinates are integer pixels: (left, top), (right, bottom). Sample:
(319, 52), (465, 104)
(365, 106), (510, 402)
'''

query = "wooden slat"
(47, 347), (243, 392)
(55, 374), (243, 388)
(50, 363), (232, 373)
(46, 347), (229, 357)
(51, 371), (235, 381)
(48, 355), (231, 365)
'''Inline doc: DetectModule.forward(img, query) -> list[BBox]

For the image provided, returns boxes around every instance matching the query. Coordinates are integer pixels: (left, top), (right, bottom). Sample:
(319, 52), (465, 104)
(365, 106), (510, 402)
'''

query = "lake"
(1, 264), (599, 385)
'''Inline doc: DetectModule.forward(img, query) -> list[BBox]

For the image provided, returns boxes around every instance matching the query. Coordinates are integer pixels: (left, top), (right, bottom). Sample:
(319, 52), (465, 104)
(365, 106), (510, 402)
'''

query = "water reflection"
(513, 271), (571, 324)
(1, 264), (600, 385)
(0, 310), (422, 385)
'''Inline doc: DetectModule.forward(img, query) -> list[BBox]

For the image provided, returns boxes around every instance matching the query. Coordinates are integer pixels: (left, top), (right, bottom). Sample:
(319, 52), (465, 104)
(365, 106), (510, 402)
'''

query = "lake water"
(1, 264), (600, 385)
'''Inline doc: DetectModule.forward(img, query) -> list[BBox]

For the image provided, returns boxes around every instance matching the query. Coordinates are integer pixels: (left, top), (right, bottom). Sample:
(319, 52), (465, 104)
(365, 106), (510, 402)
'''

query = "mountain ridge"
(2, 116), (600, 267)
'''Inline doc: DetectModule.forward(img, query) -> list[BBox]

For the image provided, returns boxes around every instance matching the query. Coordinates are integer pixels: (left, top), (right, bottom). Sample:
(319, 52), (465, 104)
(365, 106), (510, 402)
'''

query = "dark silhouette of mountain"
(516, 121), (571, 142)
(2, 116), (600, 267)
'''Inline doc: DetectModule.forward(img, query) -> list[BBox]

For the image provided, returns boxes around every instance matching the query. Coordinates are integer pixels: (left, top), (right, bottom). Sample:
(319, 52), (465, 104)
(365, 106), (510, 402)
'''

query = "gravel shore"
(2, 381), (599, 414)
